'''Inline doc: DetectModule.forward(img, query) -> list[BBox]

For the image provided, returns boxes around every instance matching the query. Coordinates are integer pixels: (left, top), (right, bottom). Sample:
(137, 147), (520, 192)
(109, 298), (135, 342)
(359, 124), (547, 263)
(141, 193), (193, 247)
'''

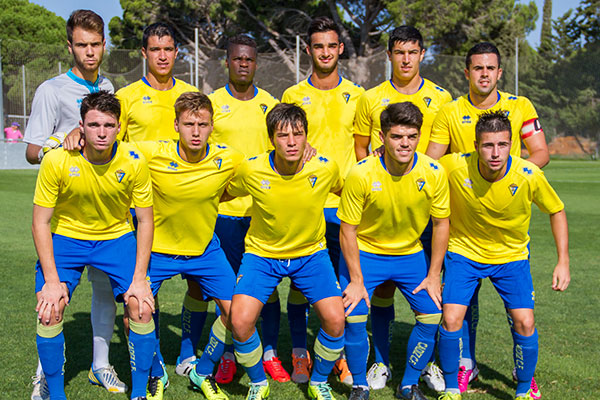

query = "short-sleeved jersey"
(116, 77), (198, 142)
(134, 140), (244, 256)
(33, 143), (152, 240)
(208, 85), (279, 217)
(338, 152), (450, 255)
(430, 91), (538, 156)
(227, 152), (343, 258)
(439, 152), (564, 264)
(24, 69), (114, 146)
(282, 77), (365, 208)
(354, 79), (452, 153)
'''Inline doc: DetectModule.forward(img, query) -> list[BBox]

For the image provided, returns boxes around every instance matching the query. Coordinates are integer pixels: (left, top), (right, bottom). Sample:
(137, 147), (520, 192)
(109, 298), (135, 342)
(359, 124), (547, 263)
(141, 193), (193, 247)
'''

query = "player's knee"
(442, 311), (464, 332)
(512, 314), (535, 336)
(320, 307), (345, 337)
(230, 307), (255, 341)
(186, 281), (204, 299)
(373, 280), (396, 298)
(126, 298), (153, 323)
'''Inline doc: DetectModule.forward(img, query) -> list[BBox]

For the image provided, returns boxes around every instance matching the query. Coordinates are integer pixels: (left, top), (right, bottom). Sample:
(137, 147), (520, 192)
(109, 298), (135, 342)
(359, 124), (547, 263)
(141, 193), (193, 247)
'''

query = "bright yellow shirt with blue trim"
(338, 152), (450, 255)
(282, 76), (365, 208)
(116, 77), (199, 142)
(33, 143), (153, 240)
(134, 140), (244, 256)
(354, 79), (452, 152)
(430, 91), (538, 156)
(439, 152), (564, 264)
(227, 152), (343, 258)
(208, 85), (279, 217)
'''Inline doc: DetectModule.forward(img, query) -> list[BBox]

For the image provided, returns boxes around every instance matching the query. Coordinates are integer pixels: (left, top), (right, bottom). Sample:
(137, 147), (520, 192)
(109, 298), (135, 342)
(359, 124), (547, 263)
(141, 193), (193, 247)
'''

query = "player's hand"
(552, 261), (570, 291)
(302, 142), (317, 162)
(413, 275), (442, 310)
(62, 128), (84, 151)
(342, 281), (370, 317)
(123, 278), (155, 318)
(371, 145), (385, 157)
(36, 282), (69, 324)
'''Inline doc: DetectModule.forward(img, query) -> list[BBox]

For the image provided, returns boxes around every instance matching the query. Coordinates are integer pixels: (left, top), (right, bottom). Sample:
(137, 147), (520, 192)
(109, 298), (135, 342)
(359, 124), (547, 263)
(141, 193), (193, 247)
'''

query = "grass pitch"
(0, 160), (598, 399)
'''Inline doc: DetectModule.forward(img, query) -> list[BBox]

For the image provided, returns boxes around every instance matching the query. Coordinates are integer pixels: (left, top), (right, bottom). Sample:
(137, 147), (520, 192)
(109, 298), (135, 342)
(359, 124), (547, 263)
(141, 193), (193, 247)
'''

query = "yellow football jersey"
(282, 77), (365, 208)
(430, 91), (538, 156)
(227, 152), (343, 258)
(134, 140), (244, 256)
(34, 143), (153, 240)
(338, 152), (449, 255)
(439, 152), (564, 264)
(208, 85), (279, 217)
(116, 77), (199, 142)
(354, 79), (452, 153)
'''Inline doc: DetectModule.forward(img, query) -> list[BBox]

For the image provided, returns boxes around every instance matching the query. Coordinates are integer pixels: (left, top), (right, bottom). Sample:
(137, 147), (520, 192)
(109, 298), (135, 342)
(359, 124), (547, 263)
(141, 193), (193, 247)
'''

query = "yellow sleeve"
(116, 89), (129, 141)
(353, 92), (372, 137)
(131, 141), (159, 162)
(131, 153), (153, 208)
(518, 97), (539, 125)
(227, 159), (250, 198)
(329, 160), (344, 193)
(532, 170), (564, 215)
(430, 164), (451, 219)
(281, 88), (293, 104)
(430, 104), (452, 145)
(337, 166), (366, 225)
(33, 150), (62, 208)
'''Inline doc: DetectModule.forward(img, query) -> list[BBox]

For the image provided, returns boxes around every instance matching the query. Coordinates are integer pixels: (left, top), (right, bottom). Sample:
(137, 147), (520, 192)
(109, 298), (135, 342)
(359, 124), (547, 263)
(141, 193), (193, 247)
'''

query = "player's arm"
(549, 209), (570, 291)
(32, 204), (69, 323)
(354, 135), (371, 161)
(339, 221), (370, 316)
(124, 206), (155, 318)
(521, 118), (549, 168)
(425, 141), (449, 160)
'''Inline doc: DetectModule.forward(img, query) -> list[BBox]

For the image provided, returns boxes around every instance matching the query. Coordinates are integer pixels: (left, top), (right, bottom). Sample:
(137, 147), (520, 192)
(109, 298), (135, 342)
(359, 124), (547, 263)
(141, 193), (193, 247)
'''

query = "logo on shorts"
(69, 166), (80, 177)
(236, 274), (243, 284)
(531, 290), (535, 301)
(509, 183), (518, 196)
(342, 92), (351, 103)
(416, 178), (425, 191)
(372, 181), (382, 191)
(308, 174), (317, 188)
(214, 157), (222, 169)
(336, 281), (341, 290)
(260, 104), (268, 114)
(261, 179), (271, 190)
(463, 178), (473, 188)
(115, 169), (126, 183)
(423, 97), (432, 107)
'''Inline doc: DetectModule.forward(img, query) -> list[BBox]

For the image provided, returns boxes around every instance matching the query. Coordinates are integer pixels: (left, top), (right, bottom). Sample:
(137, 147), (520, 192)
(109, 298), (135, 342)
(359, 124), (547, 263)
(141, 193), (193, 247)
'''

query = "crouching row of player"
(33, 90), (569, 400)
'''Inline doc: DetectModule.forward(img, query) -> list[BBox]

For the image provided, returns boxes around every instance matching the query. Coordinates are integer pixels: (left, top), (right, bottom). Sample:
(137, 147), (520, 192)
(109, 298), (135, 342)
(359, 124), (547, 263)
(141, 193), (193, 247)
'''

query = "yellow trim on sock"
(129, 319), (155, 335)
(183, 292), (208, 312)
(371, 295), (394, 308)
(416, 313), (442, 324)
(346, 314), (368, 323)
(287, 288), (308, 305)
(235, 342), (263, 367)
(36, 320), (63, 338)
(212, 317), (233, 345)
(267, 288), (280, 304)
(314, 336), (343, 362)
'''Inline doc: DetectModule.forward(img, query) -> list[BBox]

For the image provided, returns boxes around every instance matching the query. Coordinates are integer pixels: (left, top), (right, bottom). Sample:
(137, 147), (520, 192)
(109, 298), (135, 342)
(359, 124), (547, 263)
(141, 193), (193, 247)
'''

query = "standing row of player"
(24, 9), (569, 400)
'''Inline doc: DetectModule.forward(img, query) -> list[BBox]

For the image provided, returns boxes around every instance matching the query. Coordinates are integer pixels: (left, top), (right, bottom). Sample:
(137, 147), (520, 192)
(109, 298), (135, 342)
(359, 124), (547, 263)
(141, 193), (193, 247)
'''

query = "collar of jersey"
(79, 142), (118, 165)
(226, 83), (258, 99)
(307, 75), (342, 89)
(268, 150), (304, 175)
(467, 91), (501, 108)
(142, 76), (176, 90)
(389, 77), (424, 93)
(476, 154), (512, 182)
(379, 152), (418, 175)
(176, 141), (210, 163)
(67, 69), (100, 92)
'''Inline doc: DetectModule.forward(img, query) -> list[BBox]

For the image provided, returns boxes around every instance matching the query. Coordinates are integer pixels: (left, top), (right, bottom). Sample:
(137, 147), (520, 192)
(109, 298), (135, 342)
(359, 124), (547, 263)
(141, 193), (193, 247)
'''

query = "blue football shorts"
(214, 214), (251, 274)
(324, 207), (342, 275)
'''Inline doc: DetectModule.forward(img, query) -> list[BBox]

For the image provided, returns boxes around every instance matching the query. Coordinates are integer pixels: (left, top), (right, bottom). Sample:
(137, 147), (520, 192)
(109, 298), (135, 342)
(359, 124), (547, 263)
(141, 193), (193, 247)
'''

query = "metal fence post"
(194, 28), (199, 88)
(295, 35), (300, 84)
(0, 39), (4, 134)
(142, 58), (146, 78)
(515, 37), (519, 96)
(189, 58), (193, 85)
(58, 61), (61, 74)
(22, 65), (26, 126)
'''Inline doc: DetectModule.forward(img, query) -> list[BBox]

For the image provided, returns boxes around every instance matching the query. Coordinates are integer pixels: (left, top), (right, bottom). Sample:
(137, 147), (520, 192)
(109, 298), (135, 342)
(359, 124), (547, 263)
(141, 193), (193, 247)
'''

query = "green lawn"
(0, 160), (598, 399)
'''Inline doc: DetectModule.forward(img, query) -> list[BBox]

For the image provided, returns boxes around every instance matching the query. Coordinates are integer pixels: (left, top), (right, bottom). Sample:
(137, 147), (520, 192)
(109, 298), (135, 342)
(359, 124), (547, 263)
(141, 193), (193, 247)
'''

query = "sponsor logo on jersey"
(221, 105), (230, 113)
(372, 181), (382, 191)
(142, 95), (152, 104)
(382, 98), (390, 107)
(342, 92), (351, 103)
(308, 174), (317, 188)
(508, 96), (518, 100)
(509, 183), (518, 196)
(129, 151), (140, 159)
(168, 161), (178, 171)
(115, 169), (126, 183)
(318, 156), (329, 163)
(429, 162), (439, 170)
(214, 157), (222, 169)
(463, 178), (473, 188)
(435, 86), (445, 92)
(357, 159), (367, 165)
(302, 96), (311, 105)
(216, 144), (227, 149)
(416, 178), (426, 191)
(69, 166), (80, 177)
(260, 103), (268, 114)
(261, 179), (271, 190)
(522, 167), (533, 175)
(462, 115), (472, 124)
(423, 97), (432, 107)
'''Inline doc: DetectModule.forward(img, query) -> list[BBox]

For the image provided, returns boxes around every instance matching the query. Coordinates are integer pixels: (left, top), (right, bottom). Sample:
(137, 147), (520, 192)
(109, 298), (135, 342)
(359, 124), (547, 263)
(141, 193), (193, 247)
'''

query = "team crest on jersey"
(221, 105), (230, 113)
(509, 183), (519, 196)
(371, 181), (382, 192)
(302, 96), (311, 106)
(416, 178), (426, 191)
(308, 174), (318, 188)
(463, 178), (473, 188)
(214, 157), (222, 169)
(423, 97), (432, 107)
(342, 92), (351, 103)
(142, 95), (152, 104)
(168, 161), (178, 171)
(260, 103), (268, 114)
(462, 115), (472, 124)
(261, 179), (271, 190)
(115, 169), (126, 183)
(69, 166), (80, 177)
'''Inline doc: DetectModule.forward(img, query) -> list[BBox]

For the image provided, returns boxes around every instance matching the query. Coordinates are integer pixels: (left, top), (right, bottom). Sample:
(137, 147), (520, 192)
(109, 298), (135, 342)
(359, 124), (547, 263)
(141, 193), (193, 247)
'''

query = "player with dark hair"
(281, 15), (364, 385)
(436, 110), (569, 400)
(353, 25), (452, 391)
(226, 103), (346, 400)
(32, 91), (155, 400)
(340, 102), (449, 400)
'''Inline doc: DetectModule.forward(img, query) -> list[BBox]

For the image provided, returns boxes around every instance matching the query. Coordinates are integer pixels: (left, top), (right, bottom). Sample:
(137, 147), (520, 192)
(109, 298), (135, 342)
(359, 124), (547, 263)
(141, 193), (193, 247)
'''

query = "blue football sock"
(287, 288), (309, 350)
(260, 291), (280, 355)
(438, 325), (462, 391)
(344, 317), (369, 387)
(128, 320), (156, 398)
(311, 327), (344, 384)
(179, 292), (208, 361)
(513, 329), (539, 396)
(150, 311), (165, 377)
(370, 295), (394, 366)
(401, 320), (439, 387)
(37, 323), (66, 400)
(195, 317), (231, 375)
(462, 284), (480, 367)
(234, 329), (266, 383)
